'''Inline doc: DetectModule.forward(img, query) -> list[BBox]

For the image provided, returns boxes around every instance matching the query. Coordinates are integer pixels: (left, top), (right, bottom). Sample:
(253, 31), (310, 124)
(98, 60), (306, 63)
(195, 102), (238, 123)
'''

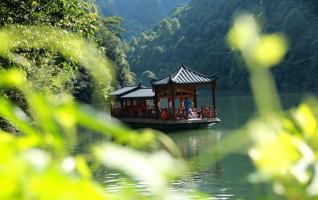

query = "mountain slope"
(95, 0), (189, 39)
(127, 0), (318, 91)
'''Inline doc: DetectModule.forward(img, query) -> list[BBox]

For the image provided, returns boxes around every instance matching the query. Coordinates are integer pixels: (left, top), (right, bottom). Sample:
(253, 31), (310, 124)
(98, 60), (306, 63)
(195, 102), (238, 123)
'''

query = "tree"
(95, 0), (189, 39)
(0, 0), (135, 104)
(127, 0), (318, 92)
(141, 70), (156, 86)
(96, 16), (135, 87)
(0, 0), (99, 97)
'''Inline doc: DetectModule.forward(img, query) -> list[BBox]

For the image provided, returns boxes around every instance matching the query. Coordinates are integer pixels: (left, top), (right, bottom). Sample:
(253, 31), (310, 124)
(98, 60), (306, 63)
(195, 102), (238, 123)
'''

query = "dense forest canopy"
(95, 0), (189, 39)
(0, 0), (135, 104)
(127, 0), (318, 92)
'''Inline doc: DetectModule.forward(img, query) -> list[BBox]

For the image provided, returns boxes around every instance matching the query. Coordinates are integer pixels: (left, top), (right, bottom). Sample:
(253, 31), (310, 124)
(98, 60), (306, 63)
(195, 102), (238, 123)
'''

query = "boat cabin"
(109, 64), (219, 129)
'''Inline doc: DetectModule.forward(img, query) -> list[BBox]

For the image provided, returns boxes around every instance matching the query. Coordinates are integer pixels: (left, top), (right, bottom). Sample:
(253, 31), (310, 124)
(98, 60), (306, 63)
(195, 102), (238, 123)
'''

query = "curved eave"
(153, 81), (213, 86)
(152, 65), (216, 86)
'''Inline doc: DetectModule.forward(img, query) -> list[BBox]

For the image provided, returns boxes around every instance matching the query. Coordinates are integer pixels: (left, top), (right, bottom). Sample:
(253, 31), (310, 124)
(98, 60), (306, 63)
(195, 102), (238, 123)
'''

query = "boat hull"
(121, 118), (221, 132)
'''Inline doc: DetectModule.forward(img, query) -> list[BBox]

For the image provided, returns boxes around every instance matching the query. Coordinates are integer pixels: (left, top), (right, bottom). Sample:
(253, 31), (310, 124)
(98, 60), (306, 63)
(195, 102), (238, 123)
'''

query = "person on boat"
(184, 97), (191, 119)
(136, 103), (143, 117)
(188, 108), (199, 119)
(160, 107), (169, 121)
(204, 106), (211, 118)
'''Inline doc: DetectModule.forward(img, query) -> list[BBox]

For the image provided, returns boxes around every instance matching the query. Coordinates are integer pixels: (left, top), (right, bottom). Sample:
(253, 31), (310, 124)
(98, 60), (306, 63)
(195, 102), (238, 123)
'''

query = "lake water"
(169, 91), (310, 199)
(97, 91), (310, 199)
(167, 92), (258, 199)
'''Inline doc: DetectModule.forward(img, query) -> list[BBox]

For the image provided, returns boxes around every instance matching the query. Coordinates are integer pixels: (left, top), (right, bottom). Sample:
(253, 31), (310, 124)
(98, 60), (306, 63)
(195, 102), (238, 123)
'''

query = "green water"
(99, 91), (308, 199)
(169, 91), (309, 199)
(166, 92), (256, 199)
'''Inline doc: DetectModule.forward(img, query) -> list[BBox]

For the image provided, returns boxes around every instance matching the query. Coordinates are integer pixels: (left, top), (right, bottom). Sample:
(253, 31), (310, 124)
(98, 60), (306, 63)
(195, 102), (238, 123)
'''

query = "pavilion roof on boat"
(109, 85), (140, 97)
(121, 88), (155, 99)
(109, 84), (145, 102)
(150, 64), (217, 120)
(151, 65), (216, 85)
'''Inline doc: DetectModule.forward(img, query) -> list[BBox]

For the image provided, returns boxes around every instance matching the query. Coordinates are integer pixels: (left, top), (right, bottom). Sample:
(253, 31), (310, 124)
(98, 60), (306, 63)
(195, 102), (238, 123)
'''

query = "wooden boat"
(120, 118), (220, 131)
(109, 64), (220, 131)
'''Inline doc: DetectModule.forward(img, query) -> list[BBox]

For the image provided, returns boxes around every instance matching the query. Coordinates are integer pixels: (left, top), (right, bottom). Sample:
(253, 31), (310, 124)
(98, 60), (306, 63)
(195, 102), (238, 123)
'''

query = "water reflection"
(172, 130), (222, 177)
(170, 129), (257, 199)
(99, 129), (237, 199)
(98, 92), (309, 199)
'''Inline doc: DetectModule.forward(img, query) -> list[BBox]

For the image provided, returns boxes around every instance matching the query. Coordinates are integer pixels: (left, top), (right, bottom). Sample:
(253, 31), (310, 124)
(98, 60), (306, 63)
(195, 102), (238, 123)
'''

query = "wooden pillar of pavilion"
(212, 80), (216, 117)
(153, 87), (160, 119)
(120, 99), (124, 109)
(180, 97), (183, 108)
(170, 83), (176, 120)
(193, 87), (198, 109)
(110, 98), (113, 116)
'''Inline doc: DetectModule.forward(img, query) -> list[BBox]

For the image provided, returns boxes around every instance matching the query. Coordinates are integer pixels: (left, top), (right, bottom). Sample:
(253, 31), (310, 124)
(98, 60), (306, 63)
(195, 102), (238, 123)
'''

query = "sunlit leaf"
(249, 122), (300, 178)
(227, 14), (259, 51)
(307, 164), (318, 196)
(0, 99), (38, 136)
(22, 148), (50, 171)
(294, 104), (318, 140)
(76, 156), (92, 179)
(0, 69), (26, 87)
(94, 144), (186, 192)
(61, 157), (76, 173)
(253, 34), (288, 68)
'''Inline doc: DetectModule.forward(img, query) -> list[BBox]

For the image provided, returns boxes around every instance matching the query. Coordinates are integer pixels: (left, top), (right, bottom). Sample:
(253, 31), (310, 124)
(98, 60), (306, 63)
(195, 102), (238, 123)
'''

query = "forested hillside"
(127, 0), (318, 91)
(0, 0), (134, 104)
(95, 0), (189, 39)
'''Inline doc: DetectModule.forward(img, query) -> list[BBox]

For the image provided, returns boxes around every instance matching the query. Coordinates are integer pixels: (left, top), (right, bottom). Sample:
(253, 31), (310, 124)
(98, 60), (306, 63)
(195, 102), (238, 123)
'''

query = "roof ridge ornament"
(150, 77), (156, 85)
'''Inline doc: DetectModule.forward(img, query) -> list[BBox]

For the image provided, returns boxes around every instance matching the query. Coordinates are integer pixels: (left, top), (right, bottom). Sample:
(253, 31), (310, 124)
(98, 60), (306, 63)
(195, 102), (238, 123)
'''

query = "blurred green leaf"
(253, 34), (288, 68)
(94, 143), (186, 192)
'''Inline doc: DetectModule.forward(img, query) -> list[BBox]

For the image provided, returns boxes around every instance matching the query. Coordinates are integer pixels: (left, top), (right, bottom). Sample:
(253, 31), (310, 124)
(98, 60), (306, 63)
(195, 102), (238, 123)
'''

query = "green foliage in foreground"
(1, 14), (318, 200)
(0, 26), (197, 200)
(0, 70), (185, 200)
(227, 14), (318, 199)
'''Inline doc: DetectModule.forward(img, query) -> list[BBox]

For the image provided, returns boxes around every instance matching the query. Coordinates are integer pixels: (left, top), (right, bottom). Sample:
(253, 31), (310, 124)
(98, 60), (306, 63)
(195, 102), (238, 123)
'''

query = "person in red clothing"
(160, 108), (169, 120)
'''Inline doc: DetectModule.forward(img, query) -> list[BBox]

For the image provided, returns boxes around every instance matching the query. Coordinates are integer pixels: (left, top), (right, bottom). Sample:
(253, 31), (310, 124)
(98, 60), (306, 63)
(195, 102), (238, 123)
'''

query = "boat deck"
(121, 117), (221, 131)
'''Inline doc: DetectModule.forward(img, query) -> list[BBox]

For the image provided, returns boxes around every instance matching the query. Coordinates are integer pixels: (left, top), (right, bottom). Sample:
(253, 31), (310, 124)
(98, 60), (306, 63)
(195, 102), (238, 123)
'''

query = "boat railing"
(111, 106), (216, 120)
(174, 106), (216, 120)
(200, 106), (216, 119)
(111, 107), (157, 119)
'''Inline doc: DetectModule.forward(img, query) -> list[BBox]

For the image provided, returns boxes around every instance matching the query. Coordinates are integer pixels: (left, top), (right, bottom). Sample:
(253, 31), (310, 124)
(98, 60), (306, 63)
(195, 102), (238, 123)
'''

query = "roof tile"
(152, 66), (213, 85)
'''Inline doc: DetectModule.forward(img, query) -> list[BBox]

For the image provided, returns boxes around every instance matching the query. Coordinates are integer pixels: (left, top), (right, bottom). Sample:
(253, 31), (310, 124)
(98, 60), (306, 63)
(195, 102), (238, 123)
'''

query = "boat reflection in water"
(170, 130), (223, 187)
(169, 128), (257, 200)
